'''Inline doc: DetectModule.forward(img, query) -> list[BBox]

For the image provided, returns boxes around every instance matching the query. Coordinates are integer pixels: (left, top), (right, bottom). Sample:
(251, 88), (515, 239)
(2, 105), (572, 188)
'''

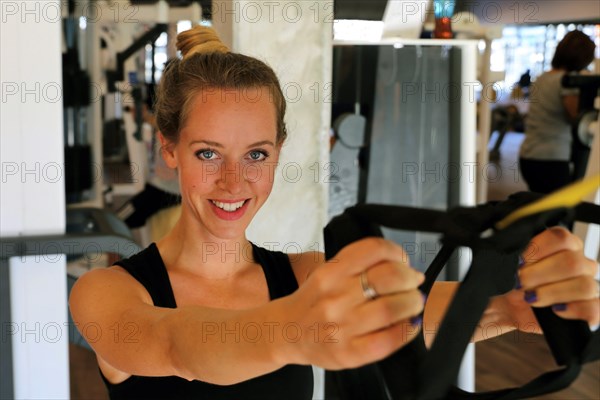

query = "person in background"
(70, 26), (599, 399)
(116, 103), (181, 233)
(519, 30), (596, 194)
(517, 69), (532, 97)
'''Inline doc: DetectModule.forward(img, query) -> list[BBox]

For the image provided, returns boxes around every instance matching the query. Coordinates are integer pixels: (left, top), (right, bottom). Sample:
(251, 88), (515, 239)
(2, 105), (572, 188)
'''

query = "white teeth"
(211, 200), (245, 212)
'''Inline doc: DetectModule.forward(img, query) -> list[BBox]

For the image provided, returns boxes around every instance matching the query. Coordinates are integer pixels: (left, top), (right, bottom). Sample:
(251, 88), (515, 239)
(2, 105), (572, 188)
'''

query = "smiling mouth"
(210, 199), (248, 212)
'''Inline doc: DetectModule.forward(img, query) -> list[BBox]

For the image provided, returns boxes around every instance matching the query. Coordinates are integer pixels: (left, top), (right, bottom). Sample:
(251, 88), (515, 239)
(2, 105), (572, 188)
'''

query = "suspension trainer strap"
(324, 178), (600, 400)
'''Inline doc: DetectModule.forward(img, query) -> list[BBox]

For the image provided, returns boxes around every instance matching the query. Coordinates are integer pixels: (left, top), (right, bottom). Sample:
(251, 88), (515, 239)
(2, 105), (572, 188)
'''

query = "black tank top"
(103, 243), (314, 400)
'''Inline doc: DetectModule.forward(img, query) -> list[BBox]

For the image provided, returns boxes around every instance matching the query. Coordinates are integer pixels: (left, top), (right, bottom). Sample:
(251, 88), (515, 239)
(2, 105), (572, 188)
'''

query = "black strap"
(251, 243), (299, 300)
(324, 193), (600, 400)
(115, 243), (177, 308)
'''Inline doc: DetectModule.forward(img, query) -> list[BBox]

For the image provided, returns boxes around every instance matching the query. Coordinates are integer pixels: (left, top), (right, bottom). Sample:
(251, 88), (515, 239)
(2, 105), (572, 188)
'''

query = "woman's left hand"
(499, 226), (599, 333)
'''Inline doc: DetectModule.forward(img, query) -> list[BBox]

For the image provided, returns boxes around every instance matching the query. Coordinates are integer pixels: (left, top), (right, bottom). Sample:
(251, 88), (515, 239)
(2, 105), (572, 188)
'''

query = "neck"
(157, 212), (255, 280)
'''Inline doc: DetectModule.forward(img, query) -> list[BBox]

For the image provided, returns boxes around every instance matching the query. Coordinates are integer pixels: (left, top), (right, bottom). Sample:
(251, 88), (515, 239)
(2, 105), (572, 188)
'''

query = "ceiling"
(334, 0), (388, 20)
(333, 0), (600, 24)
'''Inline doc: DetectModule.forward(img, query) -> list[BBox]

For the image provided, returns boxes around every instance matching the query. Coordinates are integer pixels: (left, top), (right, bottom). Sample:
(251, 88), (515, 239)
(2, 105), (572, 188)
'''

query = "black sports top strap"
(251, 243), (299, 299)
(115, 242), (298, 307)
(115, 243), (177, 308)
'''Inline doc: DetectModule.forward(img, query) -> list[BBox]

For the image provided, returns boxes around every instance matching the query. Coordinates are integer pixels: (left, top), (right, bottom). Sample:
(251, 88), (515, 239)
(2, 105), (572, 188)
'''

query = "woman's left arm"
(424, 227), (599, 346)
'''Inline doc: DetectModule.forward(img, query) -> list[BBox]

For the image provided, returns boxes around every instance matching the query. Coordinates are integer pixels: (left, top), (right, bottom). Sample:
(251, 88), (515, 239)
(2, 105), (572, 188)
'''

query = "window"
(491, 23), (599, 102)
(144, 20), (200, 83)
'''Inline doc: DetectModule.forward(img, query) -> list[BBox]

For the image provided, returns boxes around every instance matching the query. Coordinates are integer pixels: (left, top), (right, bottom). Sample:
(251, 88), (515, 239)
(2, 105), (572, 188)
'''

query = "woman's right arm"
(562, 94), (579, 123)
(69, 238), (425, 385)
(70, 265), (296, 385)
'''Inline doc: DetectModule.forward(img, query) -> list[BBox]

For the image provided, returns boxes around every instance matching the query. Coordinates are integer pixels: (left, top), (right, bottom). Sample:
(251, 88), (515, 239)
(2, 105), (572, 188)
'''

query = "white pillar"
(212, 2), (332, 398)
(573, 111), (600, 262)
(0, 1), (69, 398)
(212, 1), (331, 260)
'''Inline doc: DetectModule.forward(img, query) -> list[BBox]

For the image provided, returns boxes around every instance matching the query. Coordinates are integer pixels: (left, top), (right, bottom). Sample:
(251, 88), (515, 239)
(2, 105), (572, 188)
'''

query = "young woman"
(70, 27), (599, 399)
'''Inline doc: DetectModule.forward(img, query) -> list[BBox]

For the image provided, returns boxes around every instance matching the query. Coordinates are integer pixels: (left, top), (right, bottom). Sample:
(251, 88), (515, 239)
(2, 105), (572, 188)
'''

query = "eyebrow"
(247, 140), (275, 148)
(189, 140), (275, 148)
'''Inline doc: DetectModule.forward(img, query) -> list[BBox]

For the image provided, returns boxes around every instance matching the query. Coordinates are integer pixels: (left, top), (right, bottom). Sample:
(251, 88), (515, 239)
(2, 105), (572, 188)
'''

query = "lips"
(209, 199), (250, 221)
(211, 200), (245, 212)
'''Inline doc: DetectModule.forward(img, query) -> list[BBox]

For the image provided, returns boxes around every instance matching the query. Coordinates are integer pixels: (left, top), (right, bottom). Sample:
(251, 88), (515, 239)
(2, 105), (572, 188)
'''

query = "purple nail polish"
(421, 292), (428, 304)
(552, 303), (567, 312)
(518, 256), (525, 268)
(410, 315), (423, 326)
(514, 273), (522, 289)
(524, 290), (537, 304)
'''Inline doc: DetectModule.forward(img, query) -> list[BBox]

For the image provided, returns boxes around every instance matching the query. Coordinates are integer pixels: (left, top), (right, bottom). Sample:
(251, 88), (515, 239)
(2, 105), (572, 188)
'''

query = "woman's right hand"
(281, 237), (425, 370)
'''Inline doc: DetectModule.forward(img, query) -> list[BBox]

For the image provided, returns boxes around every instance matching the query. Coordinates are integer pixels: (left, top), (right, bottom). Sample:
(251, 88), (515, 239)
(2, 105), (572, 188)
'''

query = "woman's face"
(162, 87), (281, 240)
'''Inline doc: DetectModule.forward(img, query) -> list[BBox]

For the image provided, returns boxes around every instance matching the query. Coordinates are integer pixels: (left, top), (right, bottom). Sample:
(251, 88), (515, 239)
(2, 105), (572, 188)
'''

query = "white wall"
(1, 0), (69, 398)
(1, 0), (66, 236)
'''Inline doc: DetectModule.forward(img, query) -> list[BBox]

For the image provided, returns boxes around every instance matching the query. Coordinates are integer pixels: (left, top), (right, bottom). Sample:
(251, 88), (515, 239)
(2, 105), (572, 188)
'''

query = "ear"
(158, 132), (178, 169)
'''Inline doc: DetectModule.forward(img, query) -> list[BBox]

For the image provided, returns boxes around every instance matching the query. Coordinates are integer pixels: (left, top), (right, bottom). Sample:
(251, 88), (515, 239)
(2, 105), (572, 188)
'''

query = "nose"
(216, 161), (244, 194)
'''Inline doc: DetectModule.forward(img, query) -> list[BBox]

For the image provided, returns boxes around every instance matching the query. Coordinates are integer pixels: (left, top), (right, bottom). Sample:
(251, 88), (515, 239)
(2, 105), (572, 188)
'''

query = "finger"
(348, 320), (421, 367)
(551, 299), (600, 329)
(361, 261), (424, 298)
(523, 276), (599, 307)
(521, 227), (583, 264)
(349, 290), (424, 337)
(330, 237), (411, 277)
(519, 250), (598, 289)
(323, 263), (423, 310)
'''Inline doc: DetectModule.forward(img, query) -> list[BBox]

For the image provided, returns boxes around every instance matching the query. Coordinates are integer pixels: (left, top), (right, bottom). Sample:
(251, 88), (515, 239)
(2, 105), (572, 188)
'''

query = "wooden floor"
(69, 132), (599, 399)
(70, 344), (108, 400)
(476, 333), (600, 399)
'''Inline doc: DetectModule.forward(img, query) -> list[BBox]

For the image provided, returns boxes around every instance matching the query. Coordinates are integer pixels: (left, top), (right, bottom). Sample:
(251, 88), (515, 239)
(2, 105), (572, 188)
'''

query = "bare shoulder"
(288, 251), (325, 286)
(69, 265), (182, 381)
(68, 265), (154, 361)
(70, 265), (152, 311)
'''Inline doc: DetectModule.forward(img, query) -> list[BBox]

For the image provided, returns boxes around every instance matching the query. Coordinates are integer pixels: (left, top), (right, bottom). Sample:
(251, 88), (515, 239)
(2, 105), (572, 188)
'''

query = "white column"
(1, 1), (69, 398)
(212, 1), (331, 259)
(573, 111), (600, 262)
(212, 2), (332, 398)
(457, 41), (478, 394)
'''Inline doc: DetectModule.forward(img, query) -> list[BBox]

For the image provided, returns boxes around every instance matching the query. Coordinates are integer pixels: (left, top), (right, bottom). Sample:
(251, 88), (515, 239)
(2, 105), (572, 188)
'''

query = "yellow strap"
(495, 174), (600, 230)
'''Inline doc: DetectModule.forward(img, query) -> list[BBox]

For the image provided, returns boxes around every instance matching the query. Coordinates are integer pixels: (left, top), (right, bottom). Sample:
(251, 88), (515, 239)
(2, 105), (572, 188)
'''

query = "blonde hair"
(155, 26), (287, 144)
(176, 26), (230, 58)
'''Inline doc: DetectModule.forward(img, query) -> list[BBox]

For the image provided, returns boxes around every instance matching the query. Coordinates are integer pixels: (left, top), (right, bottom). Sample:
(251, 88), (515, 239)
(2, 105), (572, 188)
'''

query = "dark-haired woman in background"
(519, 30), (596, 194)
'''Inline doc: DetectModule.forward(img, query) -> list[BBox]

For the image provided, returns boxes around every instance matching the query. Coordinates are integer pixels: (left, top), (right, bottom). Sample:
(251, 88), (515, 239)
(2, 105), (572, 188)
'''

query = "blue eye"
(248, 150), (268, 161)
(196, 149), (216, 160)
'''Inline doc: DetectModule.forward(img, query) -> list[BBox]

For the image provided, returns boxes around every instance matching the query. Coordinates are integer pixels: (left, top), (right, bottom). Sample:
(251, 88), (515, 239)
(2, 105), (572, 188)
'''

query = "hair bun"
(177, 26), (229, 59)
